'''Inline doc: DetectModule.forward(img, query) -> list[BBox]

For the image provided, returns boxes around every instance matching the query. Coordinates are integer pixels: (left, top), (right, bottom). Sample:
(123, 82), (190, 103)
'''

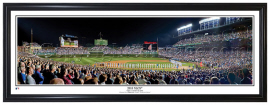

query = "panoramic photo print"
(16, 17), (253, 85)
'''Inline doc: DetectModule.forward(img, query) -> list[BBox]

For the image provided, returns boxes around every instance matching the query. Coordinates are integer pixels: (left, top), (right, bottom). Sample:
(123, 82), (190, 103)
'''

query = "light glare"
(199, 17), (220, 24)
(177, 24), (192, 31)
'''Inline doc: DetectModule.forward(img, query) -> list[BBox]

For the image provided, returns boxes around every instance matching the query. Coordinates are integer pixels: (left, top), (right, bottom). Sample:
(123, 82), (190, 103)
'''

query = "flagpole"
(157, 37), (158, 54)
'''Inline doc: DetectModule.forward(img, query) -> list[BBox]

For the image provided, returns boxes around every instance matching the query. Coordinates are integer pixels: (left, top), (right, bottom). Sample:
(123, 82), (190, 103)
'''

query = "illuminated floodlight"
(177, 24), (192, 31)
(199, 17), (220, 24)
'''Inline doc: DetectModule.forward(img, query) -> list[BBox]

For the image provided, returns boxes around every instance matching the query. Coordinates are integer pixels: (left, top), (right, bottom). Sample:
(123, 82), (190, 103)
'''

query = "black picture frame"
(3, 3), (267, 102)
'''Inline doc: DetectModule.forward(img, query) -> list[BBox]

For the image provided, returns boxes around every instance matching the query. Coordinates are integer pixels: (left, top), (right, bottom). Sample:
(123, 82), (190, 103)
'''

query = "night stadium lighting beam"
(177, 24), (192, 31)
(199, 17), (220, 24)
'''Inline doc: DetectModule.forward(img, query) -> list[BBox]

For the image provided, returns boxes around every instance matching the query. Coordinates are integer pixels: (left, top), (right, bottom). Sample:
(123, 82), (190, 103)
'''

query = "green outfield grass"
(49, 57), (165, 65)
(44, 56), (198, 71)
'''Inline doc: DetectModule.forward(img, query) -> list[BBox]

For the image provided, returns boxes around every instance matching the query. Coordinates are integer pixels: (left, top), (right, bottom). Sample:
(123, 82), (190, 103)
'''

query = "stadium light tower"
(177, 23), (193, 36)
(199, 17), (220, 30)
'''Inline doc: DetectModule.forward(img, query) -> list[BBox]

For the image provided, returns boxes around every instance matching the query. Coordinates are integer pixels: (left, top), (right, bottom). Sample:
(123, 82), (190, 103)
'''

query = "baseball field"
(41, 55), (195, 71)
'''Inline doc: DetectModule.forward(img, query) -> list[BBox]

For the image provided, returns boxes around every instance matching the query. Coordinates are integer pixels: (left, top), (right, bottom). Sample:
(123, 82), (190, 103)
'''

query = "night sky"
(18, 17), (206, 47)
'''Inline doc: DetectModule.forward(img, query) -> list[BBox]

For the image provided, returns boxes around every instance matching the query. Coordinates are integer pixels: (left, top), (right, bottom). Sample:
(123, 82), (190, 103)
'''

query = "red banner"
(144, 41), (157, 44)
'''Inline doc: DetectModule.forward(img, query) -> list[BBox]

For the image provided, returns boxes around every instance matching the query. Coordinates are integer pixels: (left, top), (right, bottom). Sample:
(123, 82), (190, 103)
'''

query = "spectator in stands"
(50, 78), (65, 85)
(67, 70), (74, 80)
(72, 72), (81, 84)
(43, 65), (57, 84)
(204, 79), (210, 84)
(158, 75), (167, 84)
(138, 75), (147, 85)
(85, 77), (98, 85)
(105, 73), (114, 84)
(219, 77), (228, 84)
(18, 67), (26, 84)
(26, 67), (36, 85)
(241, 69), (252, 84)
(61, 68), (72, 84)
(169, 76), (176, 84)
(34, 65), (44, 84)
(99, 74), (107, 85)
(227, 73), (237, 84)
(195, 78), (202, 84)
(84, 76), (92, 83)
(114, 75), (123, 84)
(122, 77), (128, 85)
(210, 77), (219, 84)
(78, 79), (84, 85)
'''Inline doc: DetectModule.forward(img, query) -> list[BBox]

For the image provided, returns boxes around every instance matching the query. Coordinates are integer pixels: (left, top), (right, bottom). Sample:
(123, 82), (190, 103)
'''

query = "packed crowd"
(174, 30), (252, 46)
(17, 51), (252, 85)
(159, 49), (252, 70)
(90, 46), (111, 51)
(32, 45), (143, 55)
(32, 47), (90, 55)
(103, 45), (142, 54)
(23, 42), (42, 47)
(33, 49), (57, 54)
(56, 47), (89, 55)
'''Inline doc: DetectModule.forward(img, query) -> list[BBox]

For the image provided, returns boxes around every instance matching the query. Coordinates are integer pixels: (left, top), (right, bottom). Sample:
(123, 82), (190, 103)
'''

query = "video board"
(60, 36), (78, 47)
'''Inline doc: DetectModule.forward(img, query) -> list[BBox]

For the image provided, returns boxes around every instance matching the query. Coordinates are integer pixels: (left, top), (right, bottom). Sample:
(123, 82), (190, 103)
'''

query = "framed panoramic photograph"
(3, 3), (267, 102)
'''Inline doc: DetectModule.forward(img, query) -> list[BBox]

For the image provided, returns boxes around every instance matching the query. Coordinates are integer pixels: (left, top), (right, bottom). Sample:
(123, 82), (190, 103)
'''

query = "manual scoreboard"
(94, 38), (108, 46)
